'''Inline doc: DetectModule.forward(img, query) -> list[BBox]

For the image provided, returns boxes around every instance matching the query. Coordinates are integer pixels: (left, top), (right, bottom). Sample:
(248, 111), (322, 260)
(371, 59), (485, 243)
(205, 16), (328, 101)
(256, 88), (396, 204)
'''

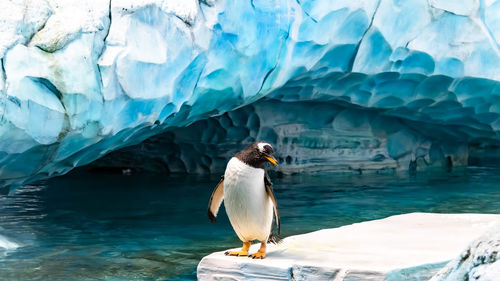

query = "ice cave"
(0, 0), (499, 280)
(1, 0), (499, 188)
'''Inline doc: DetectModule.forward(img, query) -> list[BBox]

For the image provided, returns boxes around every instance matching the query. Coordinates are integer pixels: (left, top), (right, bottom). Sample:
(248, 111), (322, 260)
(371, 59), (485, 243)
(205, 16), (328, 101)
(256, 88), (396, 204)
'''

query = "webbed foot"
(248, 241), (266, 259)
(249, 251), (266, 259)
(225, 250), (249, 256)
(224, 241), (251, 257)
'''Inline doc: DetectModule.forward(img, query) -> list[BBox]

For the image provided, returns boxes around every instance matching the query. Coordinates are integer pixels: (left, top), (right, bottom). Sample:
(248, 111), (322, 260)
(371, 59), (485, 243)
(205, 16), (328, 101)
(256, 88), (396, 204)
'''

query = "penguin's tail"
(267, 233), (283, 244)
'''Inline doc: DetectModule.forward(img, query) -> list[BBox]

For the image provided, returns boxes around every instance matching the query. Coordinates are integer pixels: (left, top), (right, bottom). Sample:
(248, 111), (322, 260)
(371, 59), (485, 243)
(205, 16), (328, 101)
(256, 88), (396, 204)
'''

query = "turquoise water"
(0, 163), (499, 280)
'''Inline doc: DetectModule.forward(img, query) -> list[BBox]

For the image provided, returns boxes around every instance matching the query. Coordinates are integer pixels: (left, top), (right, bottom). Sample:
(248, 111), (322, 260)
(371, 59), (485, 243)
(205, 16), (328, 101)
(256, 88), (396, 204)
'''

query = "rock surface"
(1, 0), (500, 186)
(197, 213), (500, 281)
(430, 226), (500, 281)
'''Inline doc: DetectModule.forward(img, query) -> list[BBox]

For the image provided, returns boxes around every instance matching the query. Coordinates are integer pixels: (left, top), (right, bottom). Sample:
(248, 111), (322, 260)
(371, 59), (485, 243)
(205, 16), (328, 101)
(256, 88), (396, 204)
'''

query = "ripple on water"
(0, 234), (19, 251)
(0, 166), (499, 280)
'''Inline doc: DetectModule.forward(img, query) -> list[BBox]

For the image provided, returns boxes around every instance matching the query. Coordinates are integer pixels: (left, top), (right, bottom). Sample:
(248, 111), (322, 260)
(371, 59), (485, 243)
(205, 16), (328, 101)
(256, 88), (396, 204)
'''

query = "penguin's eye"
(263, 145), (273, 154)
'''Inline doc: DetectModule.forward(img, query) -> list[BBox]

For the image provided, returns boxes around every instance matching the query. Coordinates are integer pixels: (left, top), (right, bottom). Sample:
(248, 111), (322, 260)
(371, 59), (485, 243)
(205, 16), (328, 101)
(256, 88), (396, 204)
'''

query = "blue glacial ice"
(0, 0), (500, 186)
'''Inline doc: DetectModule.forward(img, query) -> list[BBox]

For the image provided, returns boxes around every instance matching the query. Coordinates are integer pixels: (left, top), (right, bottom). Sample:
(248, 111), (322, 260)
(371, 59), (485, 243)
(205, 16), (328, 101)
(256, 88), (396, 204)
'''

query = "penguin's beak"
(265, 155), (278, 166)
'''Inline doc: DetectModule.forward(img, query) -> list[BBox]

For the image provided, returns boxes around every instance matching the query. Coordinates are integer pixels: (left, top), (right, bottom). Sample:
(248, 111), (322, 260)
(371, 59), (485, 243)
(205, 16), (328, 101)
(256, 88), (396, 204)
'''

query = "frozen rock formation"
(430, 226), (500, 281)
(197, 213), (500, 281)
(1, 0), (500, 185)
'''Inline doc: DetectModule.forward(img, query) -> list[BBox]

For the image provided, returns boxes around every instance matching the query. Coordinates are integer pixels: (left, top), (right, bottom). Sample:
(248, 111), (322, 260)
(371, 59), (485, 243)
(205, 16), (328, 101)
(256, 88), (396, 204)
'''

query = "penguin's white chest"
(223, 157), (273, 242)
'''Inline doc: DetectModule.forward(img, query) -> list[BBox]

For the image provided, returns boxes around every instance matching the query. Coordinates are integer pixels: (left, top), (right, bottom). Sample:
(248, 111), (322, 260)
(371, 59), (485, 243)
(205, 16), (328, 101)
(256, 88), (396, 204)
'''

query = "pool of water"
(0, 163), (499, 280)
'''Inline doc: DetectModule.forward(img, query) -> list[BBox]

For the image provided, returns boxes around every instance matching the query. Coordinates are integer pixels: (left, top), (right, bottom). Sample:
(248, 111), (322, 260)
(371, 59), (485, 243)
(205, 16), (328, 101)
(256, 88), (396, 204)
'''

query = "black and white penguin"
(207, 142), (280, 259)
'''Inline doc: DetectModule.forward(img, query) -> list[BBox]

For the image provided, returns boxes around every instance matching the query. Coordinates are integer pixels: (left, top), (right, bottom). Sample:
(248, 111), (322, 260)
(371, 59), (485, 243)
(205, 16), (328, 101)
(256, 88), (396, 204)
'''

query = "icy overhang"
(0, 0), (499, 186)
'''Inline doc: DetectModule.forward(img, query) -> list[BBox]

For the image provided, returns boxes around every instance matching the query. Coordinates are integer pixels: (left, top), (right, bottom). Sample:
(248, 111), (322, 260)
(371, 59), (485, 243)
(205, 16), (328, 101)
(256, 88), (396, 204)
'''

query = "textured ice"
(430, 226), (500, 281)
(197, 213), (500, 281)
(1, 0), (500, 186)
(92, 98), (469, 174)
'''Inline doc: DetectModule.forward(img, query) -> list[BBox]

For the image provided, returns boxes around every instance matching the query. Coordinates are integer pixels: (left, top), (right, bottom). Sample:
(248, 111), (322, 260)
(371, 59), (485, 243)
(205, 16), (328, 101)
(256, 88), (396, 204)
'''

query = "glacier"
(1, 0), (500, 186)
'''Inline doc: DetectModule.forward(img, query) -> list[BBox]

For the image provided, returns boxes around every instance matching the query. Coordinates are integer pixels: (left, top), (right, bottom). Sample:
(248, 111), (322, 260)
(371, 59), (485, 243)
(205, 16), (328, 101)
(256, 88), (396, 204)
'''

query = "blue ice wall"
(0, 0), (500, 186)
(92, 98), (469, 175)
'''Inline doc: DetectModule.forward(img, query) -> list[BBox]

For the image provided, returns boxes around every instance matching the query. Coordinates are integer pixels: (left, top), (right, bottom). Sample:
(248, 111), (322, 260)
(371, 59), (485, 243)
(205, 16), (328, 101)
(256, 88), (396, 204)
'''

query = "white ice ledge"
(197, 213), (500, 281)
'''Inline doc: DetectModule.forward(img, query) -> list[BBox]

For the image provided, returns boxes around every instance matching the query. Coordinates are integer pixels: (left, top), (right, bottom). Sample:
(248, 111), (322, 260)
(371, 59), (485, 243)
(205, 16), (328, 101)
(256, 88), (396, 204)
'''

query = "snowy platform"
(197, 213), (500, 281)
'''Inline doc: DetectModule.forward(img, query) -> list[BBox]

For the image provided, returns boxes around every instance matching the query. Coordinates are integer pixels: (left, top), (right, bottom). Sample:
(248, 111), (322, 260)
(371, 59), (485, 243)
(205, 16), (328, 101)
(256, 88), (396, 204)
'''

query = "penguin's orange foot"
(224, 250), (249, 256)
(249, 250), (266, 259)
(249, 241), (267, 259)
(225, 242), (251, 257)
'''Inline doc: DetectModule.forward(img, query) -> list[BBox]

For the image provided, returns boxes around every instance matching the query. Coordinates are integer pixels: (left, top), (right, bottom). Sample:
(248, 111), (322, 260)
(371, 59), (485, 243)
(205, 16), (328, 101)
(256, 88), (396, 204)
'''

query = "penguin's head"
(236, 142), (278, 168)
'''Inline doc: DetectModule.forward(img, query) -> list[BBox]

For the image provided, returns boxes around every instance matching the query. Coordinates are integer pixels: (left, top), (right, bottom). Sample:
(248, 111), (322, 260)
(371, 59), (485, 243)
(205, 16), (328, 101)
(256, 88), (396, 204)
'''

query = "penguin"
(207, 141), (280, 259)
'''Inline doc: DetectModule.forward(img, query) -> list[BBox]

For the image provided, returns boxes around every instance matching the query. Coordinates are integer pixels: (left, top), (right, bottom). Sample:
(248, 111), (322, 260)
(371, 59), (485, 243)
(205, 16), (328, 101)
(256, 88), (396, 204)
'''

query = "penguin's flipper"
(265, 172), (280, 235)
(208, 176), (224, 222)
